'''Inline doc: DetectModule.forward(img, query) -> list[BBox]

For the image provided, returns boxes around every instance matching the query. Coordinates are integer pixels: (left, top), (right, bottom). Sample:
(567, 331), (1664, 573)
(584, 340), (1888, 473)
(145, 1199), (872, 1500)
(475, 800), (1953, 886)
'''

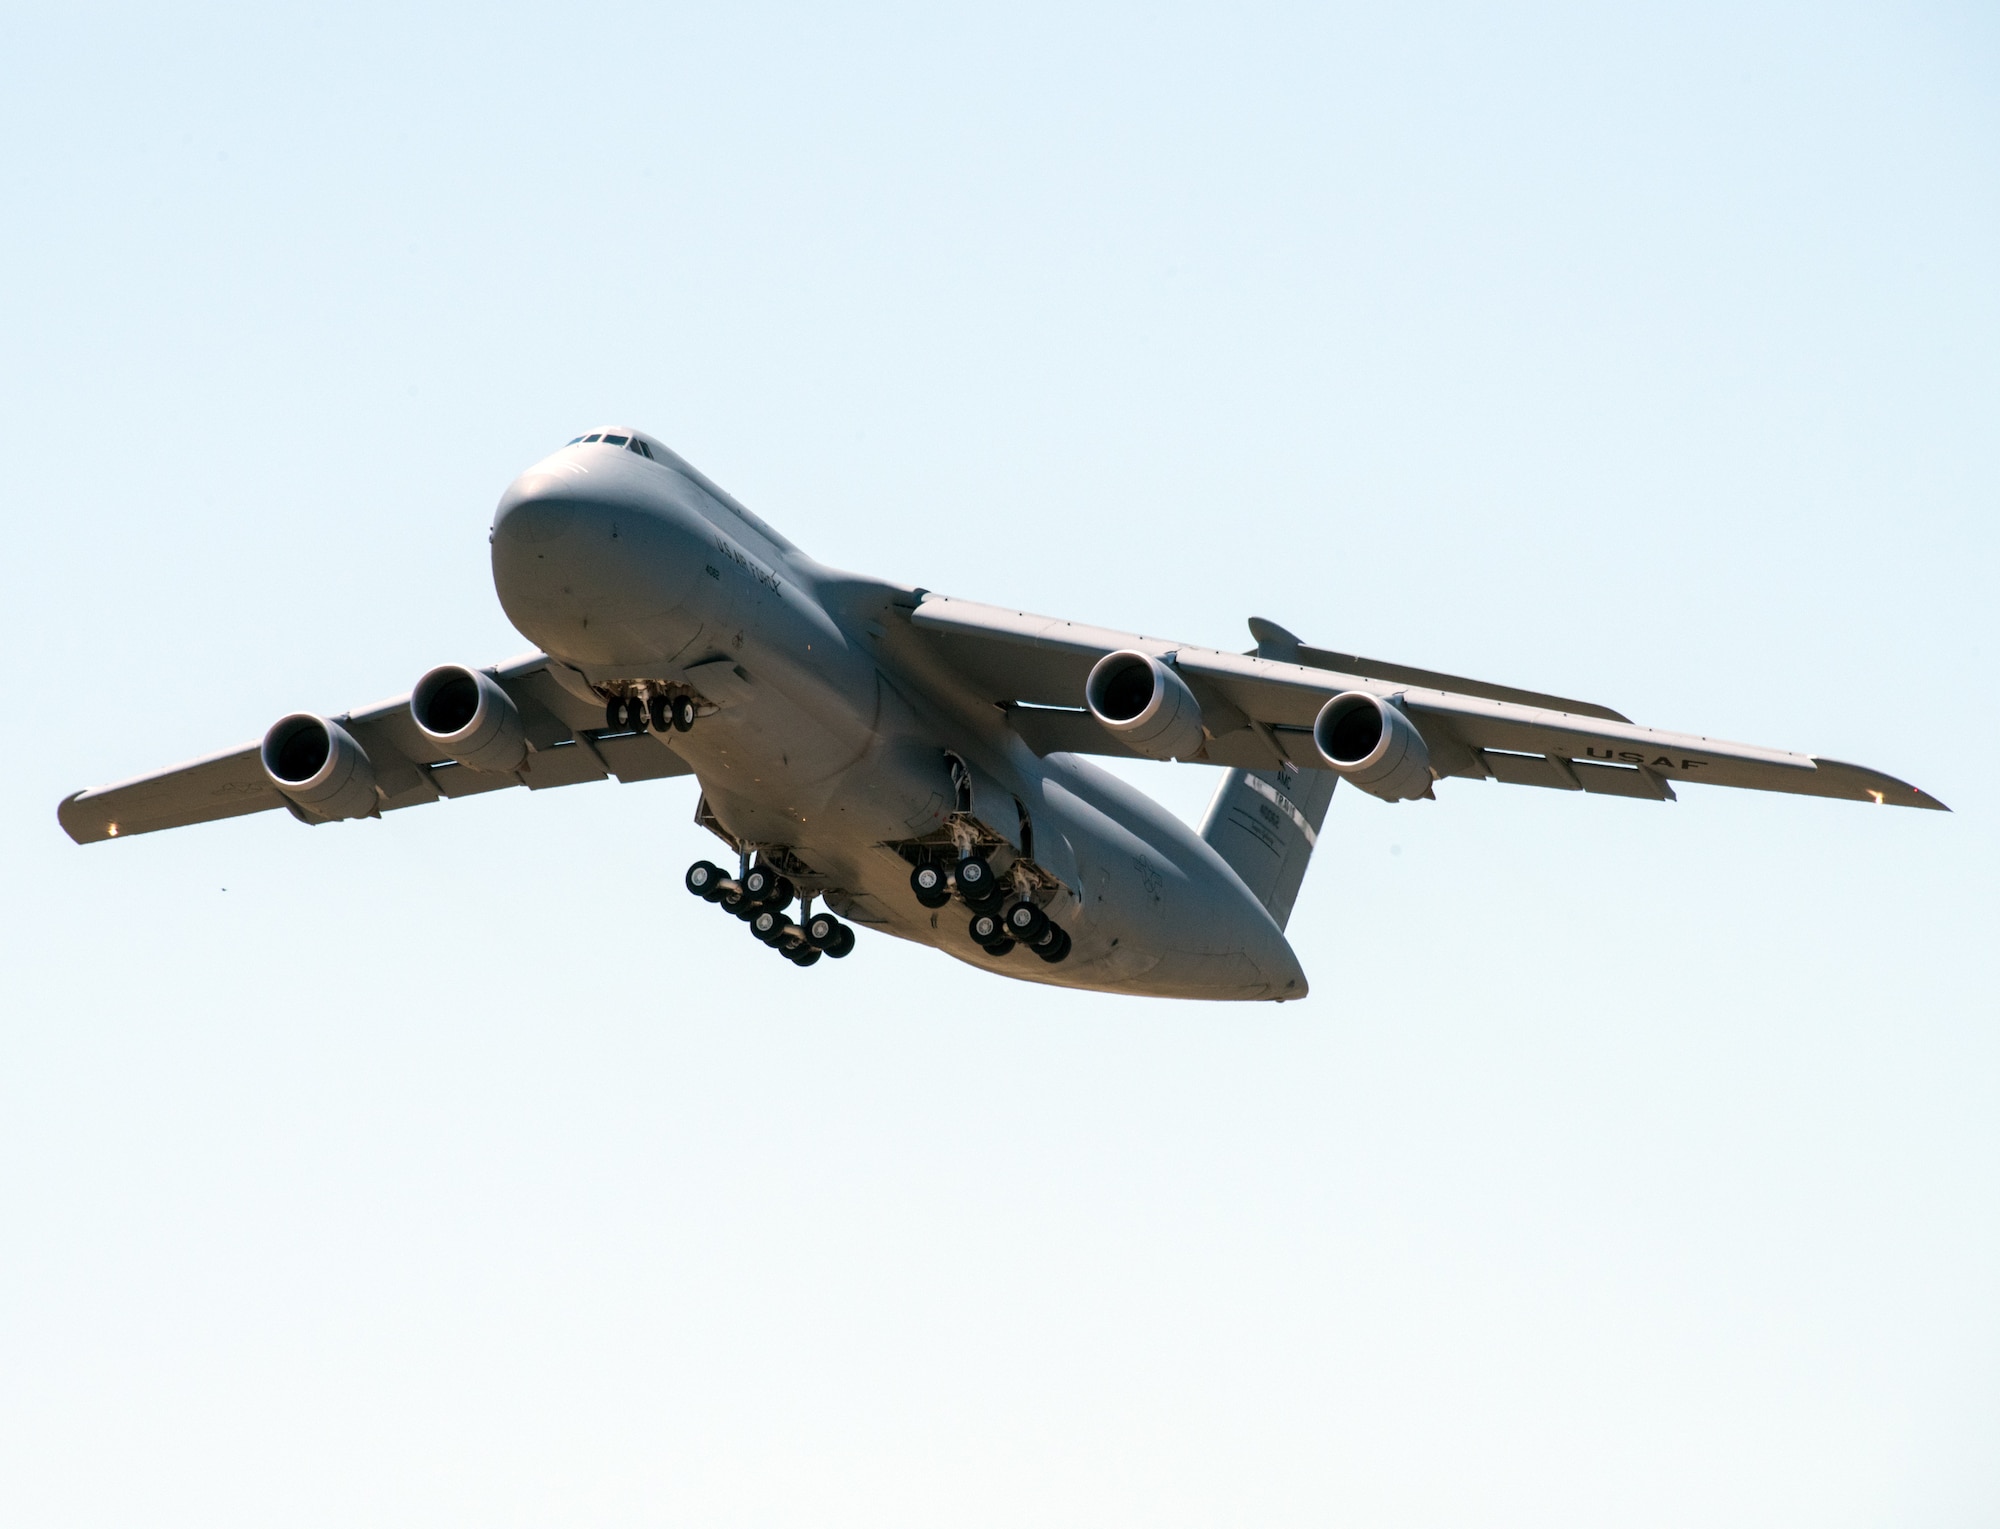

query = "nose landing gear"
(604, 688), (701, 735)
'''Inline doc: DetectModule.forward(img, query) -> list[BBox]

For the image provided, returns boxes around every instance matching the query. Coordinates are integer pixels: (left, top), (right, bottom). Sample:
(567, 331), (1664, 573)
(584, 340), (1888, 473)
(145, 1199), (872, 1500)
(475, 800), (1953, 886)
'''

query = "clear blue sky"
(2, 5), (1995, 1525)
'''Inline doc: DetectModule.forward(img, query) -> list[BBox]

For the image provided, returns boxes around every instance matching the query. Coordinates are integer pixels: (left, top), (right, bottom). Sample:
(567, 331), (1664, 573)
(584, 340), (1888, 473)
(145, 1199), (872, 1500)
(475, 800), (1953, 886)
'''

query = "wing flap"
(1246, 616), (1631, 722)
(1002, 703), (1286, 770)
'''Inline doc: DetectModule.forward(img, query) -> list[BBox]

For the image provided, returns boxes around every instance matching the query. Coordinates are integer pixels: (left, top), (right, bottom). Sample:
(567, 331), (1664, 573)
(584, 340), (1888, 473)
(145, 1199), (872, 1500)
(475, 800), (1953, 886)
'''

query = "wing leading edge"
(58, 654), (693, 845)
(905, 595), (1947, 812)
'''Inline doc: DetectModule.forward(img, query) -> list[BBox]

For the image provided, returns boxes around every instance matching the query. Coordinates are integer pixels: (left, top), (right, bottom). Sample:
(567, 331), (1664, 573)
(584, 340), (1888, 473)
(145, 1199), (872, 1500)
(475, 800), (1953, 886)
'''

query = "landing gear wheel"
(671, 696), (698, 732)
(605, 698), (622, 731)
(751, 909), (796, 945)
(804, 915), (856, 958)
(625, 696), (649, 731)
(648, 694), (671, 731)
(719, 881), (753, 917)
(1032, 924), (1072, 964)
(787, 946), (822, 967)
(954, 855), (997, 903)
(1003, 901), (1049, 942)
(981, 939), (1016, 958)
(685, 861), (727, 900)
(967, 909), (1007, 946)
(743, 866), (794, 909)
(910, 863), (952, 909)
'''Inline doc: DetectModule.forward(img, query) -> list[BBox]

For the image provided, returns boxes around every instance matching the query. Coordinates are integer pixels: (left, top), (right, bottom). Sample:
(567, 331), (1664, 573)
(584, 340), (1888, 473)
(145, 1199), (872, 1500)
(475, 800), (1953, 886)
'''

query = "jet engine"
(260, 713), (380, 820)
(1312, 690), (1433, 801)
(1084, 649), (1205, 760)
(410, 665), (527, 772)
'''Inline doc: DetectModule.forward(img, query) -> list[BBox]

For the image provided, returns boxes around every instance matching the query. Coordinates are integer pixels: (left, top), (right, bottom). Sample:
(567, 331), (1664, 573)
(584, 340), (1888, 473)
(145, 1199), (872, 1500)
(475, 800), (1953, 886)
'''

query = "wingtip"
(57, 789), (103, 845)
(1812, 757), (1950, 812)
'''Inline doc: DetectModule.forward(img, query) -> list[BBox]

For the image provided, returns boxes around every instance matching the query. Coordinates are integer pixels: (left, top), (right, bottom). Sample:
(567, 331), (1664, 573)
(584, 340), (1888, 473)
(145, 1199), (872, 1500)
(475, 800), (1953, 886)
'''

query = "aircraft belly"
(781, 754), (1309, 1002)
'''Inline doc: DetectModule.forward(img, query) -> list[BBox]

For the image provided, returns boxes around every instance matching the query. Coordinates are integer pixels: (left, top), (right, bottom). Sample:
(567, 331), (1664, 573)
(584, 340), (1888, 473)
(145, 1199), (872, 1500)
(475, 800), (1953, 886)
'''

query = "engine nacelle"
(1312, 691), (1433, 801)
(260, 713), (380, 820)
(411, 665), (526, 772)
(1084, 649), (1206, 761)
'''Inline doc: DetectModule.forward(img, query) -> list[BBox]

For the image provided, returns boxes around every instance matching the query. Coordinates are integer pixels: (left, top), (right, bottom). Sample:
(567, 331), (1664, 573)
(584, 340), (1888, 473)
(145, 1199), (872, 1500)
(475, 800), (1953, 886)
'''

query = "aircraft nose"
(491, 469), (584, 550)
(488, 463), (705, 666)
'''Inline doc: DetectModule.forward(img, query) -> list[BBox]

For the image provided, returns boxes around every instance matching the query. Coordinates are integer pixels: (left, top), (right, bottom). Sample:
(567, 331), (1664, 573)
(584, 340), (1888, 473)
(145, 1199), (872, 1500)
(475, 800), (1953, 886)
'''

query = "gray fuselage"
(489, 436), (1308, 1001)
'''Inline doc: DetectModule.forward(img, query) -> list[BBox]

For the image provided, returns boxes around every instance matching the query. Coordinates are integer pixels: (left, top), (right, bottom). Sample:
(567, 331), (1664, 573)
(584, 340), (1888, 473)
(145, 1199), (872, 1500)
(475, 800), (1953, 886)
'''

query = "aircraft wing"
(906, 595), (1947, 811)
(59, 653), (692, 845)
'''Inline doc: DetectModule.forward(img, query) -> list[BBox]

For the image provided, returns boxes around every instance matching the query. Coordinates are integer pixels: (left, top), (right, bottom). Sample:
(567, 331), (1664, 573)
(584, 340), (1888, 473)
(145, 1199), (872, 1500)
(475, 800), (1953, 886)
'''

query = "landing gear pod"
(1084, 650), (1205, 760)
(410, 665), (526, 772)
(1312, 691), (1434, 801)
(260, 714), (380, 820)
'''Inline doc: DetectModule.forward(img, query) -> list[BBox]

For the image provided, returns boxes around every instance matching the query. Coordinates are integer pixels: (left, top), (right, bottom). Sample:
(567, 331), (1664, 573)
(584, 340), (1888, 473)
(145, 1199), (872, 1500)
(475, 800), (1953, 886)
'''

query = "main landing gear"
(686, 859), (855, 967)
(908, 853), (1072, 964)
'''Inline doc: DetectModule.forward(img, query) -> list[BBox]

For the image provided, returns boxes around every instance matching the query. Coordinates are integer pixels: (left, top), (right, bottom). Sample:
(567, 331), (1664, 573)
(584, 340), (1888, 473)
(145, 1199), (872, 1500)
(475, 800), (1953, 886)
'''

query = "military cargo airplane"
(59, 429), (1947, 1001)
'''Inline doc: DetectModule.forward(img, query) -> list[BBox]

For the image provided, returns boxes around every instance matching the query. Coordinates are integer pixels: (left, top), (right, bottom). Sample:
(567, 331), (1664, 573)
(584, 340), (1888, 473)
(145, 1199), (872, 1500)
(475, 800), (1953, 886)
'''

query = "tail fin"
(1201, 618), (1342, 930)
(1200, 762), (1336, 931)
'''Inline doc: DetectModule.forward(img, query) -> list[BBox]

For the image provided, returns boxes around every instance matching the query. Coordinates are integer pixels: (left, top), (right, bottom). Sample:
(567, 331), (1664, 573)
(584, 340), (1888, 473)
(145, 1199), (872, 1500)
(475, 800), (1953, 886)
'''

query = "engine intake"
(1084, 650), (1205, 761)
(1312, 691), (1433, 801)
(411, 665), (526, 772)
(260, 713), (380, 820)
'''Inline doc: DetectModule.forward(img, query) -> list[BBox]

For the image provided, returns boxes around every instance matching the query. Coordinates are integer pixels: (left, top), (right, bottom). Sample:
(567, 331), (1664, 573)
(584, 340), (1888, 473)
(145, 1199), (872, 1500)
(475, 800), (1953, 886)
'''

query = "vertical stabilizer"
(1200, 617), (1337, 930)
(1199, 761), (1334, 931)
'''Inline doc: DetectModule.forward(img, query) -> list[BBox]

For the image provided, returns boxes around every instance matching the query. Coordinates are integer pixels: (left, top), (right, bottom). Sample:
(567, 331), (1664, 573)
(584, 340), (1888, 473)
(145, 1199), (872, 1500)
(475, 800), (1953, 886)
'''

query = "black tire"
(1033, 924), (1072, 964)
(718, 881), (751, 917)
(604, 698), (622, 731)
(648, 694), (671, 731)
(685, 860), (725, 899)
(806, 912), (842, 948)
(829, 923), (856, 958)
(1004, 901), (1048, 942)
(967, 909), (1006, 945)
(629, 696), (651, 731)
(981, 939), (1016, 958)
(672, 696), (697, 732)
(751, 909), (790, 944)
(910, 863), (952, 908)
(954, 855), (996, 901)
(743, 869), (794, 910)
(788, 946), (822, 967)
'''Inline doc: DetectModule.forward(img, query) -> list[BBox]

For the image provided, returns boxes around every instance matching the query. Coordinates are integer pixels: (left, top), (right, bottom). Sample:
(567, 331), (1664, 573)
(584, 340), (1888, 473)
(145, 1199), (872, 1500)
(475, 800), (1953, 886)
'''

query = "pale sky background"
(2, 4), (1996, 1526)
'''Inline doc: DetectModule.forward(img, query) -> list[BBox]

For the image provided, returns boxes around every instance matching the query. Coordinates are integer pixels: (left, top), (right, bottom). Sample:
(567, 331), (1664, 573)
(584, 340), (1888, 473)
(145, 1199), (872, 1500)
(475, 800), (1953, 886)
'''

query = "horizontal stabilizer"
(1246, 617), (1630, 723)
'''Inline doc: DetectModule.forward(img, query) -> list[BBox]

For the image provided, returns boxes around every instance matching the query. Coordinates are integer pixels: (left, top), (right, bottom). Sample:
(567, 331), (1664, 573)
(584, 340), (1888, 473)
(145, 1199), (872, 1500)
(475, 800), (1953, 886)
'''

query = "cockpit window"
(565, 430), (659, 459)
